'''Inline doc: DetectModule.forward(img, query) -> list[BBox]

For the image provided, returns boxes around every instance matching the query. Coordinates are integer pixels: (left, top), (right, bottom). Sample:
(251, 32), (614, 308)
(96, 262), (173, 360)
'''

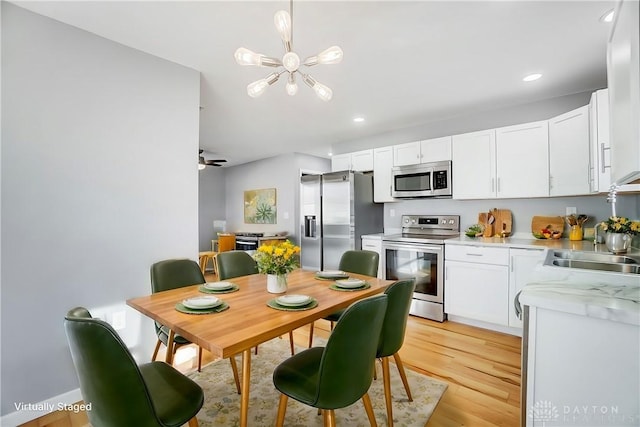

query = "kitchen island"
(518, 279), (639, 427)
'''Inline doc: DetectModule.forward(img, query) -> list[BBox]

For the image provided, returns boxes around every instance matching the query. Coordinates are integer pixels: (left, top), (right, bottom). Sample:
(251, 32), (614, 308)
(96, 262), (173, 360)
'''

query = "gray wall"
(223, 153), (330, 243)
(1, 3), (200, 418)
(198, 166), (226, 250)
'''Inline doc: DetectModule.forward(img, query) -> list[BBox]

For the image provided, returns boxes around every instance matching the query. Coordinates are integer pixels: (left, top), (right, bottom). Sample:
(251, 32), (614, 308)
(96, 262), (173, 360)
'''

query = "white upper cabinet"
(590, 88), (640, 193)
(373, 146), (396, 203)
(331, 149), (374, 172)
(454, 122), (549, 200)
(607, 0), (640, 186)
(393, 137), (452, 166)
(331, 153), (351, 171)
(452, 129), (496, 199)
(549, 105), (591, 196)
(495, 121), (549, 198)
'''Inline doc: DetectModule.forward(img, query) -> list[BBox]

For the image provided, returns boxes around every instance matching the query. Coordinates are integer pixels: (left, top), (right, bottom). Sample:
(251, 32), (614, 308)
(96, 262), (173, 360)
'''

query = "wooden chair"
(198, 251), (217, 274)
(210, 233), (236, 275)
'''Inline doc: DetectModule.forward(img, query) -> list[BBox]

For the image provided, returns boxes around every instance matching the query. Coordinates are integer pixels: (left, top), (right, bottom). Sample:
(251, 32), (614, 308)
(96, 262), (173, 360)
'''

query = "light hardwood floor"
(26, 272), (521, 427)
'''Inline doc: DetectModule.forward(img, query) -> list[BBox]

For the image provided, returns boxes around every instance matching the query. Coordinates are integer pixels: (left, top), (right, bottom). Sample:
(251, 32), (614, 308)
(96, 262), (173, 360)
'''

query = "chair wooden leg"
(289, 331), (295, 356)
(255, 345), (258, 355)
(275, 394), (288, 427)
(373, 358), (378, 380)
(393, 352), (413, 401)
(362, 392), (377, 427)
(188, 416), (199, 427)
(229, 355), (241, 394)
(308, 322), (315, 348)
(330, 321), (334, 331)
(197, 346), (203, 372)
(166, 330), (175, 364)
(381, 356), (393, 427)
(323, 409), (336, 427)
(151, 339), (161, 362)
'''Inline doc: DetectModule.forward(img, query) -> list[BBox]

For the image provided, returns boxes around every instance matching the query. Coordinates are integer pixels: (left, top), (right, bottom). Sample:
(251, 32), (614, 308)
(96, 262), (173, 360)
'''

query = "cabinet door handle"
(601, 143), (611, 173)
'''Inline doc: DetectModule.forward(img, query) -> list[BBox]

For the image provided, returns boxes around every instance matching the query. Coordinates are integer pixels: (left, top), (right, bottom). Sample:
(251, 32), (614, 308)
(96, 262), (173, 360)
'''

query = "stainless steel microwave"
(391, 160), (452, 198)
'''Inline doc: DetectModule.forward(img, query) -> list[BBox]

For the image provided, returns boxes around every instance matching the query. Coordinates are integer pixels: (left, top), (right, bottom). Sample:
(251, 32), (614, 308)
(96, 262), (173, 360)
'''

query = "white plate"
(182, 296), (222, 309)
(316, 270), (348, 278)
(276, 294), (312, 307)
(335, 278), (366, 289)
(204, 281), (234, 291)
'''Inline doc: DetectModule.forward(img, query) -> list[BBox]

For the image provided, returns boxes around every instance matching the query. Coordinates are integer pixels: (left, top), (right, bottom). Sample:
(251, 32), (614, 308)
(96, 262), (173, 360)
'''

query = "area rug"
(188, 337), (447, 426)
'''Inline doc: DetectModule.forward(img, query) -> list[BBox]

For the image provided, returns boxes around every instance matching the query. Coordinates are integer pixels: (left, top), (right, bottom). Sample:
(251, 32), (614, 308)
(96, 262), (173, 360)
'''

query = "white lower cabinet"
(444, 245), (509, 326)
(361, 236), (383, 279)
(508, 248), (544, 328)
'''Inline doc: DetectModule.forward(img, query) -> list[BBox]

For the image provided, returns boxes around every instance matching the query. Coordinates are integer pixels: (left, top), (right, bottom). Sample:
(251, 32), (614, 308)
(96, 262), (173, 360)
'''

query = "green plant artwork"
(244, 188), (277, 224)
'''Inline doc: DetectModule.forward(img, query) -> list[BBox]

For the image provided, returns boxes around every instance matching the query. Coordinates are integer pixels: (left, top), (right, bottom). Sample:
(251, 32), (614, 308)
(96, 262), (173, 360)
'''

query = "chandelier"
(234, 1), (343, 101)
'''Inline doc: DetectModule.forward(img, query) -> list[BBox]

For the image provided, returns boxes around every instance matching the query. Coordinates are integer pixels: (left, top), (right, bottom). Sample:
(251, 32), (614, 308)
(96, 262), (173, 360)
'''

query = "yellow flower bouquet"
(599, 216), (640, 235)
(253, 240), (301, 275)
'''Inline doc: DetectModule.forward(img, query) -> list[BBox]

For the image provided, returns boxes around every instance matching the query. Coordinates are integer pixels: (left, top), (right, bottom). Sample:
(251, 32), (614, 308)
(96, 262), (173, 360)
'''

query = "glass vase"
(266, 274), (288, 294)
(605, 232), (632, 254)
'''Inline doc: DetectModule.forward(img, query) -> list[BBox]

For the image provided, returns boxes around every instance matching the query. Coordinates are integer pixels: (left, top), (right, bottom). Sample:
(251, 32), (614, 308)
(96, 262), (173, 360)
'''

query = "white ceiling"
(13, 0), (616, 167)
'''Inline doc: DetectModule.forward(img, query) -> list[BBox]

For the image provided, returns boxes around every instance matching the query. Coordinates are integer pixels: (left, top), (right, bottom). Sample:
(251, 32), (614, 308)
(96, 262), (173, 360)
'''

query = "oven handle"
(236, 240), (258, 246)
(382, 241), (443, 252)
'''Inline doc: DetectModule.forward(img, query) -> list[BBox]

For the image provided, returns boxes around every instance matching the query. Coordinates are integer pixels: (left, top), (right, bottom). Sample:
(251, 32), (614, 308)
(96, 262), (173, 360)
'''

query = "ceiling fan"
(199, 149), (227, 169)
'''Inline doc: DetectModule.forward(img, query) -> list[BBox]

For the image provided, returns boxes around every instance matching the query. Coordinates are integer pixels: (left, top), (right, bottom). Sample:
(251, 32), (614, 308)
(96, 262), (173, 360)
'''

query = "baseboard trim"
(447, 314), (523, 337)
(0, 388), (82, 427)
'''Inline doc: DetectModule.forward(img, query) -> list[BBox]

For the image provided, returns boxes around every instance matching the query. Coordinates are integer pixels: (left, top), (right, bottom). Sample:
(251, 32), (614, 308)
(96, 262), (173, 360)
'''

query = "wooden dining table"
(127, 268), (393, 427)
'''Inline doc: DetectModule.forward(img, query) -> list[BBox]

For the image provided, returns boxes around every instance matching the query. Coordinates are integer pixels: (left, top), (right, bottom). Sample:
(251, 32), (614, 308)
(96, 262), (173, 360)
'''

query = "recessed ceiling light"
(600, 9), (614, 23)
(523, 73), (542, 82)
(353, 117), (365, 123)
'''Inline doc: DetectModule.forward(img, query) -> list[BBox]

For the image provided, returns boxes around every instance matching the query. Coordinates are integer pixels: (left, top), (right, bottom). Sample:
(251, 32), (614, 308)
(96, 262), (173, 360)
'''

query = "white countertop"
(445, 234), (623, 252)
(519, 281), (640, 326)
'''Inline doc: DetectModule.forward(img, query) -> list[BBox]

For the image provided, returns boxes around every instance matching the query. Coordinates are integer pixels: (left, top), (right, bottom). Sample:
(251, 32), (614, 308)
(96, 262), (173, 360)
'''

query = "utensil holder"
(569, 225), (583, 241)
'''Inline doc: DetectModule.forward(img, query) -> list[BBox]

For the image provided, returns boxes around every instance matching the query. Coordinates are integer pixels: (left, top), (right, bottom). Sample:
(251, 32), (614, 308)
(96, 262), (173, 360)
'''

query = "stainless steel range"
(382, 215), (460, 321)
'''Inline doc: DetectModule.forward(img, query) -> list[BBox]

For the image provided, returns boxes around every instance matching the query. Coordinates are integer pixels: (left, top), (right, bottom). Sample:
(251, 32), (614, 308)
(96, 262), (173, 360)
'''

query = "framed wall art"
(244, 188), (277, 224)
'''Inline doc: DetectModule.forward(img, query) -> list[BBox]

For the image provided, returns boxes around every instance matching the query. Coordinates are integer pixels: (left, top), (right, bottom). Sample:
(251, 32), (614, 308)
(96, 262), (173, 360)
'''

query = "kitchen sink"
(547, 250), (640, 275)
(551, 258), (640, 274)
(552, 250), (639, 264)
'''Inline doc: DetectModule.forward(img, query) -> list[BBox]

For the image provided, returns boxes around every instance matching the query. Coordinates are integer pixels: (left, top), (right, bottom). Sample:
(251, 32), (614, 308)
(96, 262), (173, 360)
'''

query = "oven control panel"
(401, 215), (459, 232)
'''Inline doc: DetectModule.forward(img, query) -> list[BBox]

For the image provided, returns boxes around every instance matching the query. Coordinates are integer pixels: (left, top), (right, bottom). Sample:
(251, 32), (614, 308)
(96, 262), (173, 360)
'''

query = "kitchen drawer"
(445, 245), (509, 265)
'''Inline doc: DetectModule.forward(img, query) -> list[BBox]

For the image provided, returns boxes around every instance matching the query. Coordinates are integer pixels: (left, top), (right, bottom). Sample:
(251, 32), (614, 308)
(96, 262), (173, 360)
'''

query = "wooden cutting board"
(478, 209), (512, 237)
(531, 216), (564, 234)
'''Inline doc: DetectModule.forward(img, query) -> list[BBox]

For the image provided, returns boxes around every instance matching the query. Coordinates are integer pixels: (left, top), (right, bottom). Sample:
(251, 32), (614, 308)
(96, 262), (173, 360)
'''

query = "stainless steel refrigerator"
(300, 171), (383, 271)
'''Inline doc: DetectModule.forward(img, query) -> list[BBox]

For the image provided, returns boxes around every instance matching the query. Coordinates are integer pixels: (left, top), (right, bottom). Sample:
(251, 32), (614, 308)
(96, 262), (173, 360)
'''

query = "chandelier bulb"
(302, 73), (333, 101)
(235, 47), (262, 66)
(286, 74), (298, 96)
(274, 10), (292, 45)
(304, 46), (344, 66)
(247, 72), (281, 98)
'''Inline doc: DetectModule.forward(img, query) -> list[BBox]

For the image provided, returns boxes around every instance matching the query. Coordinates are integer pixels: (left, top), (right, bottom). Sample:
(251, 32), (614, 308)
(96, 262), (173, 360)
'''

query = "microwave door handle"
(430, 167), (435, 195)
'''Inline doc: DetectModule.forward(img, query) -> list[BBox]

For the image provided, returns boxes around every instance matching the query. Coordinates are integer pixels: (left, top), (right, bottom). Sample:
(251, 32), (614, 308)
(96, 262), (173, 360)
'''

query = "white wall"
(1, 3), (200, 420)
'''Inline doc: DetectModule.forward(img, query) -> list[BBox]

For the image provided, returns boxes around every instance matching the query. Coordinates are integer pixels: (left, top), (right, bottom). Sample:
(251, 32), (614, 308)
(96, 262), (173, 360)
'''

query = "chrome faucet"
(607, 183), (619, 218)
(593, 222), (603, 245)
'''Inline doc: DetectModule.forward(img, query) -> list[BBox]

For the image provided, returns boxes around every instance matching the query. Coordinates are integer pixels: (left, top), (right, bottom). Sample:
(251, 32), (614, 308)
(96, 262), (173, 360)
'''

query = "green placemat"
(175, 301), (230, 315)
(315, 275), (349, 281)
(267, 298), (318, 311)
(329, 282), (371, 292)
(198, 284), (240, 294)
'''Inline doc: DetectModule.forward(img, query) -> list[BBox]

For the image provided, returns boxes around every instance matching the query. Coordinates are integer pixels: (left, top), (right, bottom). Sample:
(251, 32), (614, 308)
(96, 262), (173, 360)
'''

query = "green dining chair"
(216, 250), (296, 355)
(215, 250), (258, 280)
(64, 307), (204, 427)
(272, 294), (388, 427)
(150, 258), (241, 393)
(308, 249), (380, 347)
(376, 279), (416, 427)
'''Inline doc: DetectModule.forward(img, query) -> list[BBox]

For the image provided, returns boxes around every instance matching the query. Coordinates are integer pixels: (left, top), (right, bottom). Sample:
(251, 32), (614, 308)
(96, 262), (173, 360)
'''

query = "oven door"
(236, 239), (258, 251)
(382, 241), (443, 304)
